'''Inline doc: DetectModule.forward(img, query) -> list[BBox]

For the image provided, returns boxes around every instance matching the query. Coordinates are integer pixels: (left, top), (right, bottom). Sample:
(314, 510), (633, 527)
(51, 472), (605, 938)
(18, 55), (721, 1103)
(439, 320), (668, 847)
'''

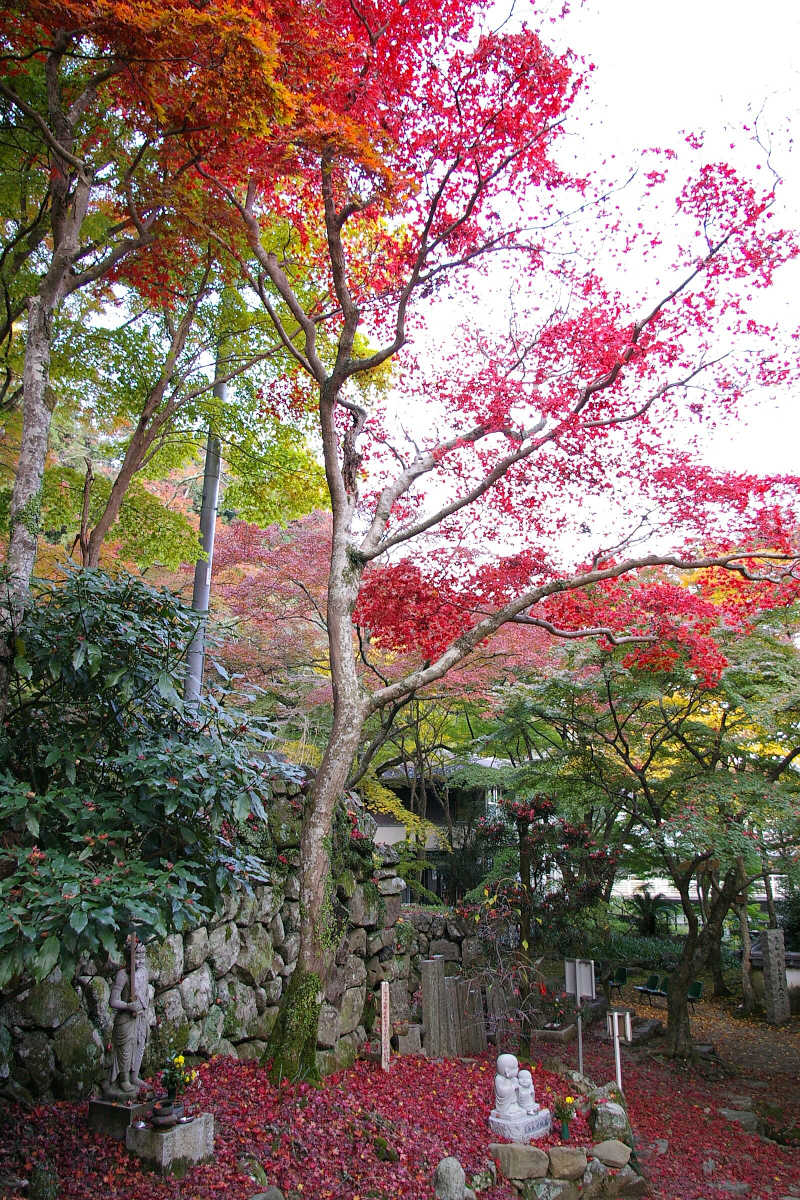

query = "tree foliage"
(0, 567), (291, 987)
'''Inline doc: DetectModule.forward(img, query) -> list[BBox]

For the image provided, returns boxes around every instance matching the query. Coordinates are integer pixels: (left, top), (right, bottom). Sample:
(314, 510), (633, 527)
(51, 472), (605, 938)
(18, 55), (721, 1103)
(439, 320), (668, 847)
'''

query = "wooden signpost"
(564, 958), (595, 1076)
(380, 981), (390, 1071)
(606, 1008), (633, 1091)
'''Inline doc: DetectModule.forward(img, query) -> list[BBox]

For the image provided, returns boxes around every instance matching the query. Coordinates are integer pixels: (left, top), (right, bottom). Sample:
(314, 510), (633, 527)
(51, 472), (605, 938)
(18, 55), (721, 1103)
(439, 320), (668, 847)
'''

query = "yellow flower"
(174, 1054), (185, 1066)
(565, 1096), (574, 1104)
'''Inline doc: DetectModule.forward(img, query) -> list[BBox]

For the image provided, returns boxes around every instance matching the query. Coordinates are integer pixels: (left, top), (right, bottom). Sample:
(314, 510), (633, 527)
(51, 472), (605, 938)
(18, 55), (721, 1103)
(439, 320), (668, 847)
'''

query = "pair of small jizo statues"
(492, 1052), (542, 1117)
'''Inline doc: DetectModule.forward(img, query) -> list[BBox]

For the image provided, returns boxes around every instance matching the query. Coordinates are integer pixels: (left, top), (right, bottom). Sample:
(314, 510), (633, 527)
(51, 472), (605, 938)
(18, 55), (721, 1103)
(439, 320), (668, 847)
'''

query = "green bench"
(633, 974), (703, 1007)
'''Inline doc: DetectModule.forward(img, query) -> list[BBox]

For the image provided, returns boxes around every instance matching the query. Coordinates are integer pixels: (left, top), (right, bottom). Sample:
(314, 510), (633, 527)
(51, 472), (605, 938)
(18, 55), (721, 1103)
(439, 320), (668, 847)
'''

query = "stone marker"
(421, 957), (447, 1057)
(763, 929), (791, 1025)
(433, 1155), (476, 1200)
(126, 1111), (214, 1177)
(445, 976), (463, 1057)
(459, 978), (487, 1055)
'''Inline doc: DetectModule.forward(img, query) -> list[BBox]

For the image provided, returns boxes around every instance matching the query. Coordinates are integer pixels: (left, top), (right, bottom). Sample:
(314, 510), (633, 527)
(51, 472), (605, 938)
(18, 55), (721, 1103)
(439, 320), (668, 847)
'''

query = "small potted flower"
(553, 1095), (576, 1141)
(153, 1053), (197, 1127)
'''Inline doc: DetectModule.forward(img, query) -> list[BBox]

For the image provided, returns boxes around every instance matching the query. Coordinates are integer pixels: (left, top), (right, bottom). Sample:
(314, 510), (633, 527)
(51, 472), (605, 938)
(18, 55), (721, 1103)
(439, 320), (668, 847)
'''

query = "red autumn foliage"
(4, 1037), (800, 1200)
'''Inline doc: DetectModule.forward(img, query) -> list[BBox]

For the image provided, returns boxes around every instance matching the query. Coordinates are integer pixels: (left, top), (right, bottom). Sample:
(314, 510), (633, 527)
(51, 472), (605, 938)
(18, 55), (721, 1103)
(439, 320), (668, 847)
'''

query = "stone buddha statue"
(493, 1053), (525, 1116)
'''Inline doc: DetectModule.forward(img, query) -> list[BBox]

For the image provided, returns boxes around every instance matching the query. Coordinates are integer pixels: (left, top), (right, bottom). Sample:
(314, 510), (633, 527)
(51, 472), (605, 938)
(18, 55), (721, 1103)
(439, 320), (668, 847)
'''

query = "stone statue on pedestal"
(493, 1053), (526, 1116)
(489, 1053), (551, 1143)
(103, 935), (150, 1100)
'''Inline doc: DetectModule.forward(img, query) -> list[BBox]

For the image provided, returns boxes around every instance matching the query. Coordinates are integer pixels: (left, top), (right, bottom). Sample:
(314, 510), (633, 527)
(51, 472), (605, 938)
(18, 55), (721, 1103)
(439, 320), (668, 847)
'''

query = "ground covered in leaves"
(2, 997), (800, 1200)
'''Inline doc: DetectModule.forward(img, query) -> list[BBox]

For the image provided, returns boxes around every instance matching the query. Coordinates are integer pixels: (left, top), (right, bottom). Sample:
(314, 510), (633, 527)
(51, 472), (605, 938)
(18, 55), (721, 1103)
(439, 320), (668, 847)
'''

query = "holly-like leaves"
(0, 567), (286, 984)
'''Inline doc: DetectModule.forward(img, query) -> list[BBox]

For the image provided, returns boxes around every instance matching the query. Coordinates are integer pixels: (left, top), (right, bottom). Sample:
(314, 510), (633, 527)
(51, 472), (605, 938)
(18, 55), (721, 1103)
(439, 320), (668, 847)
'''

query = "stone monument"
(762, 928), (791, 1025)
(488, 1053), (551, 1142)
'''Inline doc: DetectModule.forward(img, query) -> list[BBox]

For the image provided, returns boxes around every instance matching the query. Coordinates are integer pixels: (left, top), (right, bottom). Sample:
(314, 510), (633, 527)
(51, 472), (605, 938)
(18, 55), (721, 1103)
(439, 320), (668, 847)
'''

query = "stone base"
(397, 1024), (423, 1054)
(88, 1098), (154, 1140)
(489, 1107), (552, 1143)
(126, 1112), (214, 1177)
(531, 1024), (577, 1045)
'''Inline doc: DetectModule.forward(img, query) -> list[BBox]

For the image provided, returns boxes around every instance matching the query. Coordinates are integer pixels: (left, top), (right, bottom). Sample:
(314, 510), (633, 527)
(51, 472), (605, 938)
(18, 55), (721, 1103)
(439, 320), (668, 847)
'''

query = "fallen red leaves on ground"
(2, 1011), (799, 1200)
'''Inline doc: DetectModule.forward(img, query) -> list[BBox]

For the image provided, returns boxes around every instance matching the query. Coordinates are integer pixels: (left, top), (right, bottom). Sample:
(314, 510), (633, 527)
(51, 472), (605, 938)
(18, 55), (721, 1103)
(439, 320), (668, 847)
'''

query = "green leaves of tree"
(0, 568), (293, 985)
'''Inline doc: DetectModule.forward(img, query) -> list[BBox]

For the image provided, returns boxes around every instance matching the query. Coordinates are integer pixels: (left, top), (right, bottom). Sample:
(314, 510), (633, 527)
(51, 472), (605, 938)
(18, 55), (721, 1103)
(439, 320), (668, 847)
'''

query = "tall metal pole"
(184, 371), (224, 705)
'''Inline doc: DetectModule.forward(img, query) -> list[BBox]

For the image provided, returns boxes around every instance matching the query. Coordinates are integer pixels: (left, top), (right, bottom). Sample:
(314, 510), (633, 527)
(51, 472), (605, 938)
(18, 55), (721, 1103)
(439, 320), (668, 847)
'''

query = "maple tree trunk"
(1, 293), (63, 716)
(736, 901), (755, 1015)
(84, 457), (140, 568)
(266, 473), (368, 1080)
(0, 144), (92, 715)
(665, 868), (740, 1056)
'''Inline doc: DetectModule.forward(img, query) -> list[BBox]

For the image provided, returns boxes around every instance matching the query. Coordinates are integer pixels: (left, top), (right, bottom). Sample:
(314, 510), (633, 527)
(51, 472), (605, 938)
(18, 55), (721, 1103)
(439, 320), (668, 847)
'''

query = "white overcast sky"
(550, 0), (800, 474)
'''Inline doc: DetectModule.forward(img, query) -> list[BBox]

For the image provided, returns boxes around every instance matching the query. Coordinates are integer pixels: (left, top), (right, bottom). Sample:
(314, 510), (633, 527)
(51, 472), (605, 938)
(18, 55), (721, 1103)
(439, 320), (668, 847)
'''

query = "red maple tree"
(188, 0), (800, 1077)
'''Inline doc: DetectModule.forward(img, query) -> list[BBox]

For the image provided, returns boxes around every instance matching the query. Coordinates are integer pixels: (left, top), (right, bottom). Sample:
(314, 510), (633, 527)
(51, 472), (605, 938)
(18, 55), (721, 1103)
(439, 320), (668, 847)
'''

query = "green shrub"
(568, 929), (738, 972)
(0, 567), (296, 986)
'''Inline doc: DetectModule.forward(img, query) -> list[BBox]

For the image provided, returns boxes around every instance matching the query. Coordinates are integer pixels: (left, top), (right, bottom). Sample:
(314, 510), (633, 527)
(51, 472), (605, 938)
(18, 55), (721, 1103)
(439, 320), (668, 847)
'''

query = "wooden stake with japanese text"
(380, 981), (390, 1072)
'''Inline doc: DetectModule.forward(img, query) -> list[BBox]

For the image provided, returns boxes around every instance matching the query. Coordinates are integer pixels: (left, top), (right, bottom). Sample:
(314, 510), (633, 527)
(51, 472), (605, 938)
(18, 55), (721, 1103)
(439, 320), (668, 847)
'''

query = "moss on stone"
(51, 1014), (103, 1098)
(146, 936), (183, 988)
(268, 798), (302, 849)
(15, 1030), (55, 1093)
(336, 869), (356, 900)
(22, 980), (80, 1029)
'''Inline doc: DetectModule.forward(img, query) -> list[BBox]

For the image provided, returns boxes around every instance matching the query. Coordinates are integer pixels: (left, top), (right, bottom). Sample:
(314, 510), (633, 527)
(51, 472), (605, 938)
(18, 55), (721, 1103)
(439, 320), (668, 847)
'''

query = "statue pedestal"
(489, 1107), (552, 1143)
(88, 1098), (153, 1140)
(126, 1112), (214, 1178)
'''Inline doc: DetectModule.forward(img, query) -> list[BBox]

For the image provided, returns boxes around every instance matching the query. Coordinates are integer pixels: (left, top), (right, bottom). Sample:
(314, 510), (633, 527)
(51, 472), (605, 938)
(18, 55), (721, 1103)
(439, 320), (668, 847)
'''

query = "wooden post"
(380, 980), (391, 1072)
(421, 957), (447, 1058)
(445, 976), (462, 1056)
(467, 979), (487, 1053)
(486, 982), (512, 1051)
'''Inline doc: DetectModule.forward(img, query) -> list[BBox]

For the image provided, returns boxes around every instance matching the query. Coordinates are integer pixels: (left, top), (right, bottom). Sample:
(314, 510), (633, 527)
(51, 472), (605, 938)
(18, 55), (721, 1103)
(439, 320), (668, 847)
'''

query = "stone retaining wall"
(399, 905), (484, 1000)
(0, 786), (408, 1100)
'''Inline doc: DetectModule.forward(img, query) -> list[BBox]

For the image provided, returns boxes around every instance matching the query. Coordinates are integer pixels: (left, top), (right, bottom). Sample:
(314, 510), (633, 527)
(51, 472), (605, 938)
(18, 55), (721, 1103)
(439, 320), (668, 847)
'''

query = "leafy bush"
(574, 929), (739, 971)
(626, 887), (671, 937)
(0, 568), (296, 986)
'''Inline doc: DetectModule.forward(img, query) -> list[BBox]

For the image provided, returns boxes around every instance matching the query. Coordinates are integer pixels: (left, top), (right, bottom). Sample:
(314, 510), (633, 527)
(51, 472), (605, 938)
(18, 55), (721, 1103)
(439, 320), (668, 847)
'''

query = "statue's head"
(497, 1053), (519, 1078)
(518, 1069), (533, 1089)
(125, 935), (147, 966)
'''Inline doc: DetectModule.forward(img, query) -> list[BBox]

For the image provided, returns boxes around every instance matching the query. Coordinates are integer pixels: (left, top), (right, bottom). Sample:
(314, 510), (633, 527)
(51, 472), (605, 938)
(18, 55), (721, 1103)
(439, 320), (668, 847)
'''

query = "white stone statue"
(103, 936), (150, 1099)
(493, 1053), (525, 1116)
(516, 1069), (539, 1114)
(489, 1053), (552, 1143)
